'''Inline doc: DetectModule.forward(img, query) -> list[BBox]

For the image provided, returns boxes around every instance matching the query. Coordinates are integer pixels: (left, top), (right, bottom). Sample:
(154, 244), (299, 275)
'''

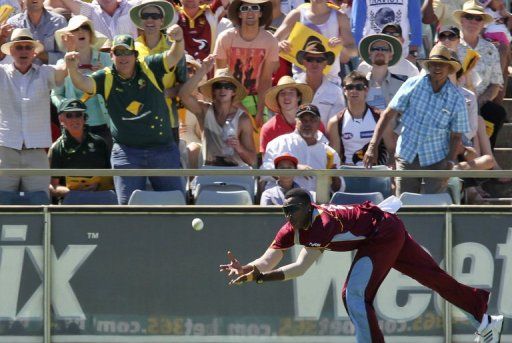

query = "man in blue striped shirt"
(363, 45), (469, 195)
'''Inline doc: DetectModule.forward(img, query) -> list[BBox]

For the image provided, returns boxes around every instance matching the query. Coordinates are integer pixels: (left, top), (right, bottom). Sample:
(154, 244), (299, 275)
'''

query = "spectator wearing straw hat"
(358, 33), (406, 111)
(260, 75), (313, 153)
(7, 0), (66, 64)
(457, 0), (507, 150)
(0, 28), (67, 197)
(214, 0), (279, 128)
(51, 15), (112, 148)
(364, 45), (469, 195)
(294, 38), (345, 127)
(131, 0), (187, 145)
(179, 55), (257, 167)
(65, 25), (186, 204)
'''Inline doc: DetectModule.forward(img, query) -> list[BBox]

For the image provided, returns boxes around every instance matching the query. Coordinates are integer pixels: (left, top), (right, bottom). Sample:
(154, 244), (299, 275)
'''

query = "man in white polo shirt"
(0, 28), (67, 198)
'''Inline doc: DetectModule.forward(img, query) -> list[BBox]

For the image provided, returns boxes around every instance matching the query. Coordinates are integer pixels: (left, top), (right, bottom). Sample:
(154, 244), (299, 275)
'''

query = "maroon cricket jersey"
(270, 202), (386, 251)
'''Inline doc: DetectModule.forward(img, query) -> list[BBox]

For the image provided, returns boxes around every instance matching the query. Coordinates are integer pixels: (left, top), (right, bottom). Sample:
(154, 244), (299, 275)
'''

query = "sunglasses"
(463, 14), (484, 22)
(282, 203), (306, 216)
(344, 83), (366, 91)
(370, 46), (391, 52)
(304, 56), (327, 63)
(212, 82), (236, 90)
(113, 49), (135, 56)
(383, 31), (401, 37)
(64, 112), (85, 119)
(140, 12), (163, 20)
(71, 24), (92, 32)
(14, 45), (34, 51)
(438, 32), (458, 41)
(239, 4), (260, 12)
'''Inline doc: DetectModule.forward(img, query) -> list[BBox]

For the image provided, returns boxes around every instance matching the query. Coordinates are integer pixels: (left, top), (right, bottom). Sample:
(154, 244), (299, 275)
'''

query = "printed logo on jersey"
(342, 132), (354, 140)
(360, 130), (374, 139)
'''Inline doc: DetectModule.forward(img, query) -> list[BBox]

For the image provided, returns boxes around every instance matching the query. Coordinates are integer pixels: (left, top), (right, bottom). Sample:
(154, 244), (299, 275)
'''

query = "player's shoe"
(475, 315), (504, 343)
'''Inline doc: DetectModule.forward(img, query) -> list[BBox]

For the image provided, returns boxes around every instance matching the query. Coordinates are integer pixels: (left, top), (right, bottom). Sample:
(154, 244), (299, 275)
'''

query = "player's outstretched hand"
(229, 266), (261, 286)
(219, 251), (243, 277)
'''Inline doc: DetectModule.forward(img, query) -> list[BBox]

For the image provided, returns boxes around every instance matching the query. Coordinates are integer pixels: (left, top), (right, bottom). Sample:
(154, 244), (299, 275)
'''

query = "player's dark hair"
(284, 188), (311, 204)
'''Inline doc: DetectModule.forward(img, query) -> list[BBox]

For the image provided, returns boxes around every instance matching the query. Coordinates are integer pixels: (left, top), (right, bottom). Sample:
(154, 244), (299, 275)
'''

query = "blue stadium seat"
(0, 191), (49, 205)
(62, 190), (118, 205)
(195, 184), (253, 205)
(128, 190), (186, 205)
(330, 192), (384, 205)
(399, 192), (453, 205)
(339, 165), (393, 197)
(192, 165), (255, 200)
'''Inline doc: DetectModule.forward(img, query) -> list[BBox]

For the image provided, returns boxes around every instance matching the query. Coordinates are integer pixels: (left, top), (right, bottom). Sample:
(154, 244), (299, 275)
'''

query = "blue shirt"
(389, 74), (469, 166)
(7, 9), (67, 65)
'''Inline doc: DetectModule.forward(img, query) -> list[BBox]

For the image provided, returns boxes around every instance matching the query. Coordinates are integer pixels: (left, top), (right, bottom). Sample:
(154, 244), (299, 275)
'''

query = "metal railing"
(1, 168), (512, 203)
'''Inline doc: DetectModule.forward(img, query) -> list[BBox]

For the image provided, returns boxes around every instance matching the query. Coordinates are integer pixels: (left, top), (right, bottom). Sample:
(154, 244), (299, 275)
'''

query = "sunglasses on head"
(438, 32), (458, 41)
(64, 112), (85, 119)
(370, 46), (391, 52)
(140, 12), (163, 20)
(113, 49), (135, 56)
(14, 44), (34, 51)
(71, 24), (92, 32)
(304, 56), (326, 63)
(239, 4), (260, 12)
(212, 81), (236, 90)
(344, 83), (366, 91)
(282, 202), (306, 216)
(463, 13), (484, 21)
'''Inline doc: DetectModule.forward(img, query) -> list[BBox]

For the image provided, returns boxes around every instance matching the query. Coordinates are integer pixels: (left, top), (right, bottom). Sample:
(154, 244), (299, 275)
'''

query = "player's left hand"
(219, 251), (244, 276)
(229, 266), (261, 285)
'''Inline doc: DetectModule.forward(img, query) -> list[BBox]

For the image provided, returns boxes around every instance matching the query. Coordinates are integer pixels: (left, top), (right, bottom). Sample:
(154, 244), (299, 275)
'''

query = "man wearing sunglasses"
(357, 24), (420, 79)
(65, 25), (186, 204)
(357, 34), (406, 111)
(294, 38), (345, 128)
(49, 99), (111, 201)
(0, 28), (67, 202)
(214, 0), (279, 128)
(221, 187), (503, 343)
(456, 1), (507, 150)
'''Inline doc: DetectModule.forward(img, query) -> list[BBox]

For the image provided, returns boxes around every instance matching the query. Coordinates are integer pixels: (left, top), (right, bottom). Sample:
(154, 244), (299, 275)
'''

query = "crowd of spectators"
(0, 0), (510, 205)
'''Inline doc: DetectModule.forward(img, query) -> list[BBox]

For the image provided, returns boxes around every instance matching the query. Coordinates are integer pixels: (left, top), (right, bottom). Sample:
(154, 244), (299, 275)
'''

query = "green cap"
(58, 99), (87, 113)
(111, 34), (135, 50)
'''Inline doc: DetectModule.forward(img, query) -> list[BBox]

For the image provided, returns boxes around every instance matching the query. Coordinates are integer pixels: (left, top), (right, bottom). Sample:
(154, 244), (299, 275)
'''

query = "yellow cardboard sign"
(66, 176), (114, 191)
(0, 5), (13, 24)
(279, 22), (343, 75)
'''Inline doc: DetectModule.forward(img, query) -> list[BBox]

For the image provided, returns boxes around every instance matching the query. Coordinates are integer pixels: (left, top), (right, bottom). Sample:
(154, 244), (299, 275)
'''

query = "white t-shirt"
(340, 108), (378, 165)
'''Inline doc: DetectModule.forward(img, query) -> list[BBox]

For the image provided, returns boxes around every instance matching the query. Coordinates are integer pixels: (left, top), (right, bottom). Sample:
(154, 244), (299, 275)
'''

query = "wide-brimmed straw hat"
(358, 34), (402, 67)
(454, 0), (493, 25)
(418, 45), (462, 73)
(55, 15), (107, 52)
(1, 28), (44, 55)
(130, 0), (175, 30)
(295, 36), (335, 66)
(228, 0), (273, 28)
(198, 68), (247, 103)
(264, 76), (313, 113)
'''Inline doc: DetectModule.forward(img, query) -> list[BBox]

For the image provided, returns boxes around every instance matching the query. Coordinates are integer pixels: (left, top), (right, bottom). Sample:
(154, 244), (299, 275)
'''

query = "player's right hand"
(219, 251), (243, 276)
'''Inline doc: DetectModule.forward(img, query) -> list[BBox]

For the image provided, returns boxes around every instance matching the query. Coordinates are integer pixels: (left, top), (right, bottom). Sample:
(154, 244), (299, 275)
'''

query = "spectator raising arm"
(64, 51), (95, 94)
(164, 25), (185, 70)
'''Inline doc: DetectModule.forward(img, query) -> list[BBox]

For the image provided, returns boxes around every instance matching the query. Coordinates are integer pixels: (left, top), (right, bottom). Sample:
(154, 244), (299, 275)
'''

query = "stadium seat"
(192, 165), (255, 200)
(195, 184), (253, 205)
(62, 190), (118, 205)
(399, 192), (453, 205)
(339, 165), (393, 197)
(330, 191), (384, 205)
(0, 191), (49, 205)
(128, 190), (186, 205)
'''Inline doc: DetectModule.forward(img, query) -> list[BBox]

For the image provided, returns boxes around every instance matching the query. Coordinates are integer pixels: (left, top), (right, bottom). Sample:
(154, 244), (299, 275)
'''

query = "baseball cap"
(438, 25), (460, 37)
(274, 153), (299, 168)
(382, 23), (402, 36)
(58, 99), (87, 113)
(296, 104), (320, 118)
(111, 34), (135, 50)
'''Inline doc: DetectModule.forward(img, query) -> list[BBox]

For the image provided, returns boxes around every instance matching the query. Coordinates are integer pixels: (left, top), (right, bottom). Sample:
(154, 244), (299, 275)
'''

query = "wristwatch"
(409, 50), (418, 58)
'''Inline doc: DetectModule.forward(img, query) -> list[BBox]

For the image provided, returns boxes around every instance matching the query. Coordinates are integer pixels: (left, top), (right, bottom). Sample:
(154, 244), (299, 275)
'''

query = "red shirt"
(259, 114), (327, 153)
(270, 203), (386, 252)
(175, 0), (222, 60)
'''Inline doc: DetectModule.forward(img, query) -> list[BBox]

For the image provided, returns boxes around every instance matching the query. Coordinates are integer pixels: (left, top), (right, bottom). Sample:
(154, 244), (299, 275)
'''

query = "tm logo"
(0, 225), (96, 320)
